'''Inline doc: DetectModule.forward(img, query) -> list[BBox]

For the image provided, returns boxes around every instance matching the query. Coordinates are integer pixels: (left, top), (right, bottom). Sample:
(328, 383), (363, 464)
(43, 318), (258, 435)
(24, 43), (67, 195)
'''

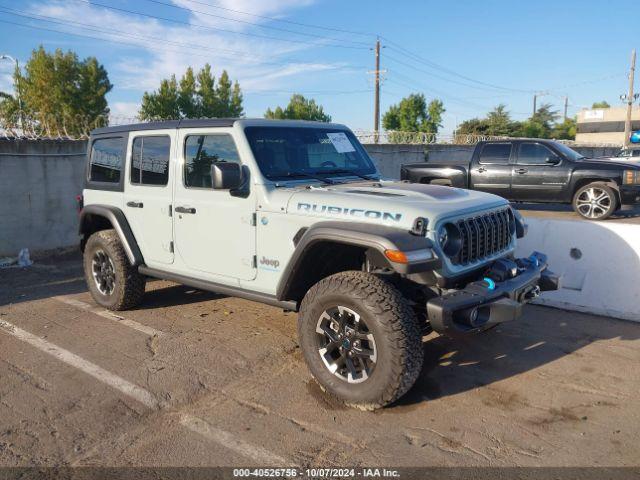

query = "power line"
(139, 0), (371, 46)
(384, 52), (528, 93)
(171, 0), (374, 38)
(67, 0), (368, 50)
(0, 8), (365, 71)
(0, 16), (356, 73)
(382, 38), (533, 93)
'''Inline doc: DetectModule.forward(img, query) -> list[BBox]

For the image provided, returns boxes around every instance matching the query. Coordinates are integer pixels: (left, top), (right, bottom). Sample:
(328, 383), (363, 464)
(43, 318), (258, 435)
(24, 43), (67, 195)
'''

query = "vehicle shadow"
(393, 307), (640, 409)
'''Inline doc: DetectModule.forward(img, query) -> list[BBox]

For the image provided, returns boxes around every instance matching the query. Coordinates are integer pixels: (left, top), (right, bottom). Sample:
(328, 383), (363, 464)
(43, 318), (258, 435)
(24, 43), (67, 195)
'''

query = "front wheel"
(297, 271), (424, 410)
(572, 182), (618, 220)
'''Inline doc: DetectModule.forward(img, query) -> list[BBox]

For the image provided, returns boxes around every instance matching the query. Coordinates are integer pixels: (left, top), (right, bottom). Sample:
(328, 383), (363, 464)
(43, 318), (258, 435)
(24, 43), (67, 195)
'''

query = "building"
(575, 106), (640, 145)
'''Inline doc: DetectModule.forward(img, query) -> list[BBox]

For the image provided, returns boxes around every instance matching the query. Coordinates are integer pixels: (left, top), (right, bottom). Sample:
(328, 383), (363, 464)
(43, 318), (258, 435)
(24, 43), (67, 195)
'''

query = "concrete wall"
(515, 218), (640, 322)
(363, 143), (622, 179)
(0, 139), (87, 256)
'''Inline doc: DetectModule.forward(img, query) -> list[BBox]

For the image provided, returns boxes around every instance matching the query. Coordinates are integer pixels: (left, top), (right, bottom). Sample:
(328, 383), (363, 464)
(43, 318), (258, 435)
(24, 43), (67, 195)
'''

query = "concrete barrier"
(0, 139), (87, 256)
(516, 218), (640, 322)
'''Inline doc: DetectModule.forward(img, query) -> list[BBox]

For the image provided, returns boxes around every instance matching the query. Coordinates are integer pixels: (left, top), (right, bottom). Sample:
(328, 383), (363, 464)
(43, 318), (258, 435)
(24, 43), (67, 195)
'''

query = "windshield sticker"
(326, 132), (356, 153)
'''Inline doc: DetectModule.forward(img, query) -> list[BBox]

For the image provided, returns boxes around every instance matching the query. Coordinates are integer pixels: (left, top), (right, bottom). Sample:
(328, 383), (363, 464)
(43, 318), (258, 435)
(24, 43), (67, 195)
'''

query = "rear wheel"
(83, 229), (146, 310)
(298, 271), (423, 410)
(572, 182), (617, 220)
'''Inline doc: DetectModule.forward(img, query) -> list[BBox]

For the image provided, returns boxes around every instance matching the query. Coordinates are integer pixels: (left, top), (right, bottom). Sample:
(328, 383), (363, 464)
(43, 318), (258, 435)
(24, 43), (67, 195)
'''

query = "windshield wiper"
(319, 169), (378, 181)
(274, 172), (336, 185)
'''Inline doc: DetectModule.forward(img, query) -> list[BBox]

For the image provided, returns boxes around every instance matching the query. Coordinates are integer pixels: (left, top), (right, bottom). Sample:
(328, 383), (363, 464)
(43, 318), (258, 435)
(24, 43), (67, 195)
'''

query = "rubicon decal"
(297, 203), (402, 222)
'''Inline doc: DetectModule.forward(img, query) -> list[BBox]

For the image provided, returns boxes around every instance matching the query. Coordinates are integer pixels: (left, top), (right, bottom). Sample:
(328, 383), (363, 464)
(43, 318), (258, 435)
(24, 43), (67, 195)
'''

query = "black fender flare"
(79, 204), (144, 266)
(275, 221), (440, 301)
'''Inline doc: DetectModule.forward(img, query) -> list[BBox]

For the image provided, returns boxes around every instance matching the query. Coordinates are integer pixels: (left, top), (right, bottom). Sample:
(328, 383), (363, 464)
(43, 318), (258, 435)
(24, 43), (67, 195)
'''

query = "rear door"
(511, 142), (569, 202)
(469, 143), (513, 197)
(124, 131), (175, 266)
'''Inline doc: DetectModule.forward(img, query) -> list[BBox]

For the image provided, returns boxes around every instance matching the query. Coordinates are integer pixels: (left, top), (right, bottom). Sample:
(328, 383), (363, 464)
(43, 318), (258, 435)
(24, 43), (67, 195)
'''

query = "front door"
(510, 142), (568, 202)
(469, 143), (513, 198)
(173, 129), (256, 281)
(124, 132), (175, 265)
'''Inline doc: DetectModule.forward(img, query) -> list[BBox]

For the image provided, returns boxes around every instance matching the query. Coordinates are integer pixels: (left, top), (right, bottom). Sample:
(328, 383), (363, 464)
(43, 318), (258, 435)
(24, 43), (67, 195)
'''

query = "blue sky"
(0, 0), (637, 134)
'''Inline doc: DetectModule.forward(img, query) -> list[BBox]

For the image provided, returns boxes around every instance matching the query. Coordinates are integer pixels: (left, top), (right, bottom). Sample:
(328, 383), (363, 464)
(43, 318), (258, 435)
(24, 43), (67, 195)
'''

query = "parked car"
(77, 119), (557, 410)
(605, 147), (640, 161)
(401, 139), (640, 220)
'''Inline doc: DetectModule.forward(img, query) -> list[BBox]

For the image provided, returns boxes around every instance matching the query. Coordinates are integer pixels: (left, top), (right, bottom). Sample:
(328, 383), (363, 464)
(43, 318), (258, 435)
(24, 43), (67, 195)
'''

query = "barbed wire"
(0, 112), (623, 147)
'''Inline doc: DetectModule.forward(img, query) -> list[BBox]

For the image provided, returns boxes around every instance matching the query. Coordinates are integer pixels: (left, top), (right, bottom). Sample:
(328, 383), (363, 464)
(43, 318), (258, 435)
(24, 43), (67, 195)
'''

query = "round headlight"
(438, 223), (462, 257)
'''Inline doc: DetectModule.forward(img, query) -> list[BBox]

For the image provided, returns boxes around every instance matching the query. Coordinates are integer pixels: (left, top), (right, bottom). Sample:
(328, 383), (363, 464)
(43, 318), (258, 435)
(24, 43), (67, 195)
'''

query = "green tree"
(139, 64), (244, 120)
(0, 46), (112, 134)
(591, 100), (610, 109)
(382, 94), (444, 135)
(551, 118), (577, 140)
(264, 94), (331, 122)
(529, 103), (559, 138)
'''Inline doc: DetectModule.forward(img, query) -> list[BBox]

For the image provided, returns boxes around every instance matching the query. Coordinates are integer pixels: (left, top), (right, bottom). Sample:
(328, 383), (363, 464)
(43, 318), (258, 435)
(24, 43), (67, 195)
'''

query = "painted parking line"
(0, 319), (160, 409)
(54, 296), (164, 338)
(180, 414), (289, 465)
(0, 319), (289, 465)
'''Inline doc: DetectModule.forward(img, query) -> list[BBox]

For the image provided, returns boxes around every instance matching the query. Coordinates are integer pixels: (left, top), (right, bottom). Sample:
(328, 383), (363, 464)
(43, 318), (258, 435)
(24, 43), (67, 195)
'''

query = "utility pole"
(533, 94), (537, 116)
(0, 55), (22, 129)
(563, 95), (569, 122)
(623, 49), (636, 147)
(374, 38), (381, 143)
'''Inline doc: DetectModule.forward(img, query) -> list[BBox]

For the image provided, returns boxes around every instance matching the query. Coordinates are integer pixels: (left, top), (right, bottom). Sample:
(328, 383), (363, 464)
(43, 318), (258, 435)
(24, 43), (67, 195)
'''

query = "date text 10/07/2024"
(232, 468), (401, 478)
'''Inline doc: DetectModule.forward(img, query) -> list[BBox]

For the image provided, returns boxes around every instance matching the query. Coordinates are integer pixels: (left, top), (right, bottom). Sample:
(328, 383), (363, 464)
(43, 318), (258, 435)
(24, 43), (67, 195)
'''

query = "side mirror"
(545, 155), (561, 165)
(211, 162), (242, 190)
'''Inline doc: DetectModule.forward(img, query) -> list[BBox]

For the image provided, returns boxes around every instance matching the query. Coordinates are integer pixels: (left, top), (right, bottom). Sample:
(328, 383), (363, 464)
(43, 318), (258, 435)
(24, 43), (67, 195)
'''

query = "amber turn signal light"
(384, 249), (409, 264)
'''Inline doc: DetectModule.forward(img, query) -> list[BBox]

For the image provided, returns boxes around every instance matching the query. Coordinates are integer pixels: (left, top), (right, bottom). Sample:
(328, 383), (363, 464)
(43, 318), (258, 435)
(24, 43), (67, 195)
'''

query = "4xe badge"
(259, 256), (280, 271)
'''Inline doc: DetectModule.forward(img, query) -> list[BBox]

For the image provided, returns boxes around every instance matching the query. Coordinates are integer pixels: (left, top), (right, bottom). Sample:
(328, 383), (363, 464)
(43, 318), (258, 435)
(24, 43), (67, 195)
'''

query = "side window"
(89, 137), (125, 183)
(517, 143), (555, 165)
(130, 136), (171, 186)
(184, 134), (240, 188)
(478, 144), (511, 165)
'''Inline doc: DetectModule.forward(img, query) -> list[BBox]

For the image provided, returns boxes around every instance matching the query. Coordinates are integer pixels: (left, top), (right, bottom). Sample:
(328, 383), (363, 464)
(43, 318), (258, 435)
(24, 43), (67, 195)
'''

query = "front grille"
(452, 208), (513, 266)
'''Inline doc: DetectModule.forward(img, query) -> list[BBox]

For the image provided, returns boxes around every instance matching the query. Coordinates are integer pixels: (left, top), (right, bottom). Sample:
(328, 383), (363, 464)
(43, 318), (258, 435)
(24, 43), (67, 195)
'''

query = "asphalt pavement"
(1, 250), (639, 469)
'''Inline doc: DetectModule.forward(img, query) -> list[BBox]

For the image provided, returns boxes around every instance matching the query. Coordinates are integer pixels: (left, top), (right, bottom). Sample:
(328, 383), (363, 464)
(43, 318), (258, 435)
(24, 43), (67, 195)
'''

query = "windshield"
(554, 142), (586, 161)
(244, 126), (378, 181)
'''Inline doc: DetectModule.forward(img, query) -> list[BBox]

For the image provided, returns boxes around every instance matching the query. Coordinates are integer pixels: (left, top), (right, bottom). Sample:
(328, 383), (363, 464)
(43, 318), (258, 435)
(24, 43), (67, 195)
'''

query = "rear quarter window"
(89, 137), (125, 183)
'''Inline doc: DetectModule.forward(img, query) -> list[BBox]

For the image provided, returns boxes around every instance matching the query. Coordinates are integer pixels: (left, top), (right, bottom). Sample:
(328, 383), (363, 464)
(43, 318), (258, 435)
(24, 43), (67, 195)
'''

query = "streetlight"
(1, 54), (23, 129)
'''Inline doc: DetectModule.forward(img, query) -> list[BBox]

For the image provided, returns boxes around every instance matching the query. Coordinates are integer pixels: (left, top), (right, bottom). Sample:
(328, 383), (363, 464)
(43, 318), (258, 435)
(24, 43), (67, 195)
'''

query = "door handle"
(175, 206), (196, 214)
(515, 168), (528, 174)
(126, 201), (144, 208)
(477, 167), (487, 173)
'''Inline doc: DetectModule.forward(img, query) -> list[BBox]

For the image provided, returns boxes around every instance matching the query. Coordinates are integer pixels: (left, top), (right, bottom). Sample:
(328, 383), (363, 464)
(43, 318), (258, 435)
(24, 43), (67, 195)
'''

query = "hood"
(577, 158), (640, 169)
(276, 181), (508, 231)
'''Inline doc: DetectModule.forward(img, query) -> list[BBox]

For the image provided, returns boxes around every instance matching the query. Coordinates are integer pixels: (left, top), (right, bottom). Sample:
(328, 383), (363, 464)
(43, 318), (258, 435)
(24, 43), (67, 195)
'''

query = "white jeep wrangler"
(79, 118), (558, 409)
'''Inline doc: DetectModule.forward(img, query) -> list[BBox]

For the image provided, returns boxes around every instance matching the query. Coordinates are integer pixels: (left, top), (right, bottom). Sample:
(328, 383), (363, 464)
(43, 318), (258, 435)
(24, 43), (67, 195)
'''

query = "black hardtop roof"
(91, 118), (238, 135)
(90, 117), (348, 136)
(479, 138), (560, 144)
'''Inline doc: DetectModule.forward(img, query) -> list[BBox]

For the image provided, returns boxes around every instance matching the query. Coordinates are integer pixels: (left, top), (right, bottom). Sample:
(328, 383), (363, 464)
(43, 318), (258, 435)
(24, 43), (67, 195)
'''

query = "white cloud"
(27, 0), (349, 103)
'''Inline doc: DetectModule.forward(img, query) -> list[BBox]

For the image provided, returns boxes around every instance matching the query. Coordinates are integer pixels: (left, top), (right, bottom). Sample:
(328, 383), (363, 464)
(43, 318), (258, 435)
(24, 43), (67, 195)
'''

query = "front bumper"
(619, 185), (640, 205)
(427, 252), (559, 337)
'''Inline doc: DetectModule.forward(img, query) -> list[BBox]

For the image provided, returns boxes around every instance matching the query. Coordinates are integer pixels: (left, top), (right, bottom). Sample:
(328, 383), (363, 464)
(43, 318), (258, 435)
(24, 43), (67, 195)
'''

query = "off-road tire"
(298, 271), (424, 410)
(572, 182), (618, 220)
(83, 229), (146, 311)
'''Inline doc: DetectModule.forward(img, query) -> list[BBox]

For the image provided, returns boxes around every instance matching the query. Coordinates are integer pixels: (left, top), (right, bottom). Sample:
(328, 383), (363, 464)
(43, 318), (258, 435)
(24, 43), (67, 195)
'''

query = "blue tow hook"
(483, 277), (496, 290)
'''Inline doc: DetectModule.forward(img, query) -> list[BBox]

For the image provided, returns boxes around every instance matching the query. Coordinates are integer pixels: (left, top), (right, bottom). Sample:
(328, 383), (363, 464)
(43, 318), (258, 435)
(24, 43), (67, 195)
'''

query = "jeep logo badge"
(259, 256), (280, 269)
